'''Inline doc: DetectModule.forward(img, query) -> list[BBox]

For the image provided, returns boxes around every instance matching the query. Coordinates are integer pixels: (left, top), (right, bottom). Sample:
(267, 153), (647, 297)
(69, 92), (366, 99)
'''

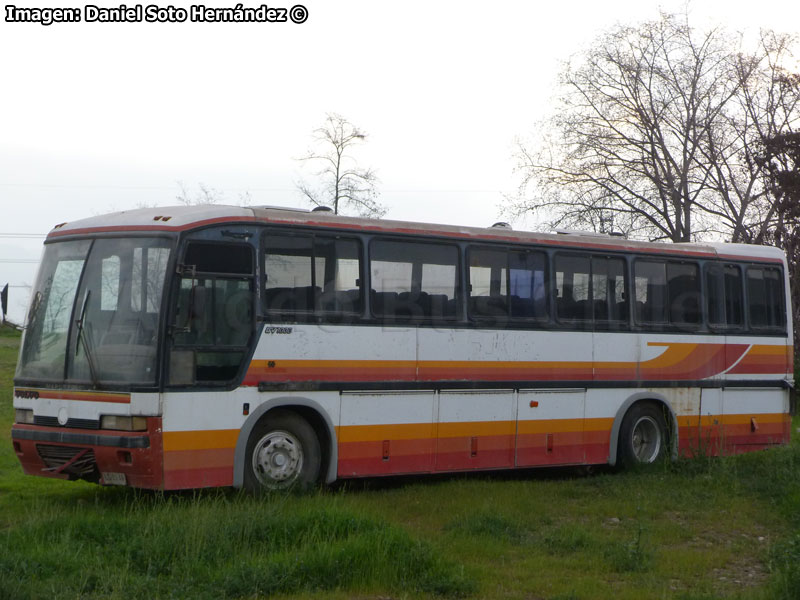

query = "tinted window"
(468, 248), (546, 321)
(555, 255), (626, 323)
(706, 264), (743, 328)
(555, 255), (591, 321)
(264, 234), (362, 314)
(635, 260), (700, 326)
(634, 261), (668, 323)
(592, 257), (627, 322)
(370, 240), (458, 319)
(667, 262), (700, 325)
(172, 242), (255, 384)
(185, 242), (253, 274)
(747, 266), (785, 329)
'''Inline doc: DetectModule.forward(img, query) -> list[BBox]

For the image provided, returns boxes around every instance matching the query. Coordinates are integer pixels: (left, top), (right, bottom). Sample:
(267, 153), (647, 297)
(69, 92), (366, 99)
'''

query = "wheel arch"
(607, 392), (678, 466)
(233, 397), (338, 488)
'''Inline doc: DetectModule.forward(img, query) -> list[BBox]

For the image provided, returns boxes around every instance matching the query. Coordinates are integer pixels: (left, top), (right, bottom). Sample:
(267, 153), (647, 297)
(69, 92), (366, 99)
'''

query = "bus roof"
(47, 204), (786, 263)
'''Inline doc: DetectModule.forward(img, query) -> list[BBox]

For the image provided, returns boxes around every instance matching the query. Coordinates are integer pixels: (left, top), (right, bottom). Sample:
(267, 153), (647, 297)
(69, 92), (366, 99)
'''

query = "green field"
(2, 323), (800, 599)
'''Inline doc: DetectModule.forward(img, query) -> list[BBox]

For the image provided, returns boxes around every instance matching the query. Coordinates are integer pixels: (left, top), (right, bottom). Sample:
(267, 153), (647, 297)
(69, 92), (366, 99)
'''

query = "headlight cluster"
(14, 409), (34, 424)
(100, 415), (148, 431)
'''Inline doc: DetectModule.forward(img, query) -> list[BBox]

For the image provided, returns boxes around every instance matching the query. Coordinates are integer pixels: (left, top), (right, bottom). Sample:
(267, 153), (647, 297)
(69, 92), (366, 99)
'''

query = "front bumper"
(11, 417), (164, 489)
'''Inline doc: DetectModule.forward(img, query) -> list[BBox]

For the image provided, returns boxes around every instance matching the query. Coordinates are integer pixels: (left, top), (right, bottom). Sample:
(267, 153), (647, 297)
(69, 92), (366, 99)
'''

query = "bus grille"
(36, 445), (98, 478)
(34, 416), (100, 430)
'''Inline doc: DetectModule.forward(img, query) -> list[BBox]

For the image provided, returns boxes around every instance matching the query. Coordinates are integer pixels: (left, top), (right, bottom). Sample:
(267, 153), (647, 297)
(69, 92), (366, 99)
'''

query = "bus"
(10, 205), (794, 491)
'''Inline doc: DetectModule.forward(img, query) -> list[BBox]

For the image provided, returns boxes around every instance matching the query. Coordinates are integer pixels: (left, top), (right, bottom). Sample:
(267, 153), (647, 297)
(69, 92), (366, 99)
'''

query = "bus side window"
(667, 262), (700, 326)
(264, 234), (363, 316)
(706, 263), (743, 328)
(747, 266), (785, 329)
(634, 261), (667, 324)
(468, 248), (509, 320)
(592, 256), (627, 323)
(370, 240), (458, 321)
(554, 255), (591, 321)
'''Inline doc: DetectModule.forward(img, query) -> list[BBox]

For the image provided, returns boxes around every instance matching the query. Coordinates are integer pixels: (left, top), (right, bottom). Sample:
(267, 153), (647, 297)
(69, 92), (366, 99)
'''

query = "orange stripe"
(162, 429), (239, 451)
(336, 423), (434, 443)
(728, 344), (791, 374)
(719, 413), (790, 426)
(437, 421), (516, 438)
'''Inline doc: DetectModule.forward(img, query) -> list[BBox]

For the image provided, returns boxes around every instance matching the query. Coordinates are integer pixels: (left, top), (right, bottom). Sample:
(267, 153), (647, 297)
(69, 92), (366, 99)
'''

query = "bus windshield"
(16, 237), (173, 387)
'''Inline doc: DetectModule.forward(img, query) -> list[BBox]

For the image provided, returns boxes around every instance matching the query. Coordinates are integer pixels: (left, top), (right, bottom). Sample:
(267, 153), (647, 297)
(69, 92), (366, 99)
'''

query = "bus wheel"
(618, 403), (668, 468)
(244, 410), (321, 492)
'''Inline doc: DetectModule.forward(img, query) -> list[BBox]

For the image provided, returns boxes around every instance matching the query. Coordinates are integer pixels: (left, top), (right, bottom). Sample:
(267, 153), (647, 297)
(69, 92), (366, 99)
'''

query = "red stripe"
(47, 212), (783, 263)
(163, 466), (233, 489)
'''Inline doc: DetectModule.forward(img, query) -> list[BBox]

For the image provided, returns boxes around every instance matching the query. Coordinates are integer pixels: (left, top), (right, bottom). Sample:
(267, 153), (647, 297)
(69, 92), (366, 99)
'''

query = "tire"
(244, 410), (321, 492)
(618, 402), (668, 468)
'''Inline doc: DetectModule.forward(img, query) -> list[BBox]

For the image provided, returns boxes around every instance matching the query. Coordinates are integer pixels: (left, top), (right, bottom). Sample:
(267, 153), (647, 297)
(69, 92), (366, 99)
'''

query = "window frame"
(552, 251), (629, 329)
(262, 229), (365, 319)
(745, 263), (787, 333)
(704, 261), (745, 332)
(168, 238), (257, 387)
(368, 236), (462, 323)
(466, 244), (549, 324)
(632, 257), (702, 330)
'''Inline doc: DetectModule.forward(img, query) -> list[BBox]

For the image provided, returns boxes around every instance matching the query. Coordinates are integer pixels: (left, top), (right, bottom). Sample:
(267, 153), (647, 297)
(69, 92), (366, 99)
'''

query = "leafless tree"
(175, 181), (223, 205)
(296, 113), (385, 218)
(508, 12), (799, 243)
(700, 33), (800, 243)
(758, 129), (800, 353)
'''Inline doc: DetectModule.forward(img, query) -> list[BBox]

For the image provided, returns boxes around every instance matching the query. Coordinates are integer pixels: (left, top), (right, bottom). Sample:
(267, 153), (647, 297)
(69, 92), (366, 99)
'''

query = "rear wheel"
(244, 410), (321, 492)
(618, 403), (668, 468)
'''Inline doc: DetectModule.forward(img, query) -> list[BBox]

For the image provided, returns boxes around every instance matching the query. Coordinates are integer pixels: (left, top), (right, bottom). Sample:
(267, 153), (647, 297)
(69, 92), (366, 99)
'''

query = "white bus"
(11, 205), (794, 490)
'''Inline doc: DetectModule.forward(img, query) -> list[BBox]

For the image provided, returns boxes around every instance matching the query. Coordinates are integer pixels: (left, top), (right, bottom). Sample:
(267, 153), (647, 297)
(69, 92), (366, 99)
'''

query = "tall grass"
(0, 491), (474, 599)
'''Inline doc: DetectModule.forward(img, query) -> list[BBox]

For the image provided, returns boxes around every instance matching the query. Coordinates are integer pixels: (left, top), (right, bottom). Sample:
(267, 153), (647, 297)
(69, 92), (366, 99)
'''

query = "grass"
(2, 322), (800, 598)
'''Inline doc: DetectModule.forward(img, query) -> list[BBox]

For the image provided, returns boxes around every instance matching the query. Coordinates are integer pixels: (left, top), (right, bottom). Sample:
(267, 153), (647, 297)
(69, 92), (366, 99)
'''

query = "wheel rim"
(631, 416), (661, 463)
(252, 430), (304, 488)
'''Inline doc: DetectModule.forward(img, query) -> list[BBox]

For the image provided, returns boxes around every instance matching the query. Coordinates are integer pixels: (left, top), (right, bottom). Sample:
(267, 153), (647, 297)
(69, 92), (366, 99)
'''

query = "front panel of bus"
(12, 235), (176, 488)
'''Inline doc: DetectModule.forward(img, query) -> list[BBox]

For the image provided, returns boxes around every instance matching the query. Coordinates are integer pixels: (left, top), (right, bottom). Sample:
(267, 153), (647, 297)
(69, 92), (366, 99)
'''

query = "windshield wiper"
(75, 291), (100, 389)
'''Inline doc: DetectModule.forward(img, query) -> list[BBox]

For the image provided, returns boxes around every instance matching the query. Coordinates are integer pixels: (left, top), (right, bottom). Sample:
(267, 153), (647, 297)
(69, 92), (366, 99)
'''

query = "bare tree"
(758, 129), (800, 353)
(700, 33), (800, 243)
(296, 113), (385, 218)
(175, 181), (223, 205)
(508, 12), (799, 243)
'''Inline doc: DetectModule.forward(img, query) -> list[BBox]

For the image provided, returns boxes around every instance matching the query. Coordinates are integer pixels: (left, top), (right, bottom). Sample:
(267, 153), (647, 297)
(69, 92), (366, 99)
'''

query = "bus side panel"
(517, 389), (589, 466)
(436, 390), (515, 471)
(337, 391), (435, 477)
(161, 390), (251, 489)
(722, 388), (791, 453)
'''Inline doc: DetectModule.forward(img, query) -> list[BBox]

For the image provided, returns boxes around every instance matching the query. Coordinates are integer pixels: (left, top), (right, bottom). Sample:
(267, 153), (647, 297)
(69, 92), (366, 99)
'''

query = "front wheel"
(618, 403), (668, 468)
(244, 410), (321, 492)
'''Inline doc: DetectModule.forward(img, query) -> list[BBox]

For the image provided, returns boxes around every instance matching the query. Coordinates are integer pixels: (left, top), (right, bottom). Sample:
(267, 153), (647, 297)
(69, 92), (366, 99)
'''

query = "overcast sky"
(1, 0), (798, 323)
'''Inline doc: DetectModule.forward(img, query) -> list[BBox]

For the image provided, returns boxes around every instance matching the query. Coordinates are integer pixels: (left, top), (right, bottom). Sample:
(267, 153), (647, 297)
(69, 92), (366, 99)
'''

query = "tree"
(508, 12), (799, 243)
(296, 113), (385, 218)
(758, 129), (800, 353)
(175, 181), (223, 205)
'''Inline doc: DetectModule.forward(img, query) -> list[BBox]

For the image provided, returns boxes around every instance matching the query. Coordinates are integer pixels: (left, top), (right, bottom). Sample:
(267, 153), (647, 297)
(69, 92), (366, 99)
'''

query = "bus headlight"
(100, 415), (148, 431)
(14, 409), (34, 424)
